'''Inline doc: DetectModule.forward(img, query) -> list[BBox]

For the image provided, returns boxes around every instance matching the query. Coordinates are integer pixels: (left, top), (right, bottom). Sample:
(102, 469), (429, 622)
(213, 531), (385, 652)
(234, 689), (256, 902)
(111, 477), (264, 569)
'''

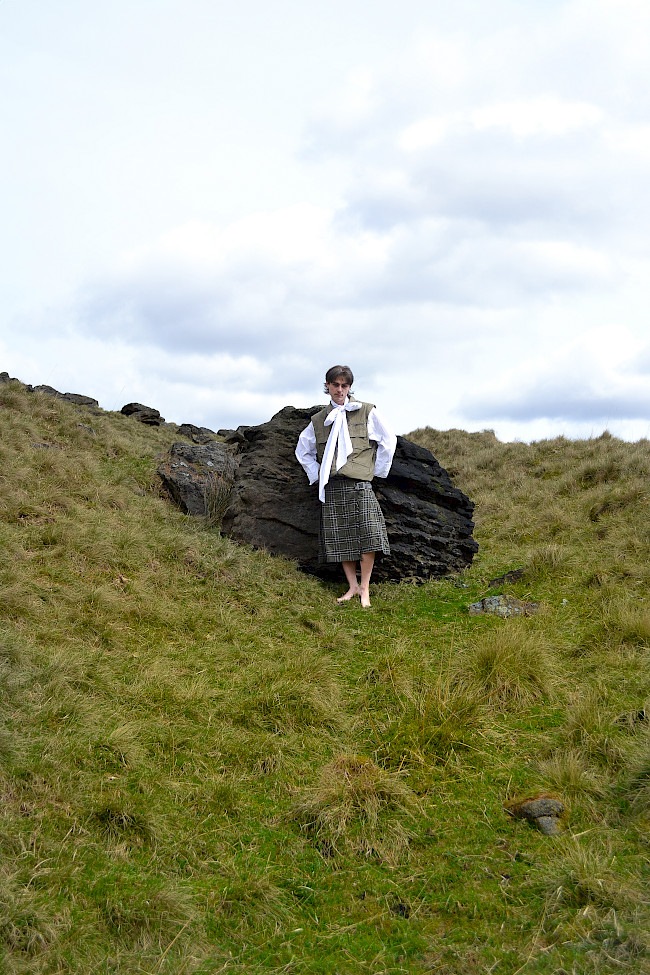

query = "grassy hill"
(1, 380), (649, 974)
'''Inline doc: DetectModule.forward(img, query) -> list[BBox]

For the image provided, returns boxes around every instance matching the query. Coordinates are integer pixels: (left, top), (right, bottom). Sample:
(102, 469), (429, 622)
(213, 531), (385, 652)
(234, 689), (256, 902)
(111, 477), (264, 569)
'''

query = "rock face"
(219, 405), (477, 582)
(158, 442), (237, 516)
(177, 423), (218, 444)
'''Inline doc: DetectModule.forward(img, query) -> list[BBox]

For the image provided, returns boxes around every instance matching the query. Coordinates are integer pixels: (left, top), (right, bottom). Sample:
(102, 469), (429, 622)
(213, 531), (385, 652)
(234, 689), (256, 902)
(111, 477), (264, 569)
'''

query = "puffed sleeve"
(367, 407), (397, 478)
(295, 421), (320, 484)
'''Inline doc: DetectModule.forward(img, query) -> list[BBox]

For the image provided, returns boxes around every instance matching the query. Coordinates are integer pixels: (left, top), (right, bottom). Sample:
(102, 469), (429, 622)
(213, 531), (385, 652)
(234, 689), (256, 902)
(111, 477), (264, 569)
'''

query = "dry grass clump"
(374, 676), (481, 769)
(458, 624), (558, 707)
(580, 595), (650, 655)
(89, 799), (158, 848)
(0, 876), (62, 957)
(535, 748), (610, 807)
(562, 688), (628, 769)
(290, 754), (419, 860)
(541, 836), (641, 913)
(228, 652), (346, 734)
(587, 484), (647, 523)
(527, 541), (567, 580)
(204, 472), (233, 527)
(90, 720), (149, 772)
(619, 731), (650, 814)
(90, 871), (198, 949)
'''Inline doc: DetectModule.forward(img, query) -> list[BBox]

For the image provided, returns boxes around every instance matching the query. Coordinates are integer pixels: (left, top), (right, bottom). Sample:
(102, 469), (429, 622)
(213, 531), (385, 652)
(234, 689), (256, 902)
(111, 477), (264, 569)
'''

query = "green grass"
(1, 383), (650, 973)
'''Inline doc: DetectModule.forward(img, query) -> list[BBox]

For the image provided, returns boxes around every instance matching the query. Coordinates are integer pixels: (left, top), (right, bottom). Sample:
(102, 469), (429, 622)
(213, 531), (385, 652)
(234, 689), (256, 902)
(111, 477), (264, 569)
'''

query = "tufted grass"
(0, 383), (650, 972)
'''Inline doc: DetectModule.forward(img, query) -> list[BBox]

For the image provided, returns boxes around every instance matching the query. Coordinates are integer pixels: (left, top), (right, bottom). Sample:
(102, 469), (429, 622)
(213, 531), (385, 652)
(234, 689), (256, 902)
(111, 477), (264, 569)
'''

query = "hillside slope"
(1, 383), (649, 974)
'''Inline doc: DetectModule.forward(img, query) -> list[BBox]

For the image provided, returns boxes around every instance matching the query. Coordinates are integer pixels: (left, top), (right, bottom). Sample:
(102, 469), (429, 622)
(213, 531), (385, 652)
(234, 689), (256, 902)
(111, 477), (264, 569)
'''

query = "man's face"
(326, 377), (351, 405)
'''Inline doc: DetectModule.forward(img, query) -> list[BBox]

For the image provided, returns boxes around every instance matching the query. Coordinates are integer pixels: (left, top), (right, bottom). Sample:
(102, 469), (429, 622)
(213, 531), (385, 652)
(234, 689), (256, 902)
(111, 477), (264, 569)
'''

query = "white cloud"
(470, 98), (603, 138)
(4, 0), (650, 443)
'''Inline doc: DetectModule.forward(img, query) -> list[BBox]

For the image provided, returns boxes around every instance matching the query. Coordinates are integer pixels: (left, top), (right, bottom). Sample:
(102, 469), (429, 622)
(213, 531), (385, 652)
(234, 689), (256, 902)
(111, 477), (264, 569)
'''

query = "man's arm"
(368, 407), (397, 478)
(295, 422), (320, 484)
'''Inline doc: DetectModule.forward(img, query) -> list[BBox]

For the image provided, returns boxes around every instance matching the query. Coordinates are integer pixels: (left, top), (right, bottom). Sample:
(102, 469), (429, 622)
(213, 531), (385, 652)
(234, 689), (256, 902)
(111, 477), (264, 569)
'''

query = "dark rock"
(121, 403), (164, 426)
(615, 708), (649, 728)
(217, 405), (477, 582)
(218, 426), (250, 445)
(61, 393), (99, 408)
(33, 385), (100, 408)
(373, 437), (478, 581)
(489, 568), (526, 588)
(468, 595), (539, 617)
(177, 423), (218, 444)
(158, 442), (237, 516)
(1, 374), (99, 408)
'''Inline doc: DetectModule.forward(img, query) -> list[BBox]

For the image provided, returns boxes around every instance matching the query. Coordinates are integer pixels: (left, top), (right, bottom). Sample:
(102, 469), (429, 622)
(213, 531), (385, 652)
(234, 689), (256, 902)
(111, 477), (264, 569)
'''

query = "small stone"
(535, 816), (563, 836)
(469, 595), (539, 618)
(505, 796), (565, 835)
(508, 797), (565, 820)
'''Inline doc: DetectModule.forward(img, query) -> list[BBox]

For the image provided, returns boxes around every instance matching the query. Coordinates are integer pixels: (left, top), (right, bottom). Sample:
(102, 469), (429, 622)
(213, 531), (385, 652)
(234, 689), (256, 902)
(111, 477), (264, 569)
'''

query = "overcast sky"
(2, 0), (650, 441)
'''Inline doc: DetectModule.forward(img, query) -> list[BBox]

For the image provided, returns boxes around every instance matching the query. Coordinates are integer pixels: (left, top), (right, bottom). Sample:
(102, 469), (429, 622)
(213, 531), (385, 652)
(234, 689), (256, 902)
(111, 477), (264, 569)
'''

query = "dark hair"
(324, 364), (354, 393)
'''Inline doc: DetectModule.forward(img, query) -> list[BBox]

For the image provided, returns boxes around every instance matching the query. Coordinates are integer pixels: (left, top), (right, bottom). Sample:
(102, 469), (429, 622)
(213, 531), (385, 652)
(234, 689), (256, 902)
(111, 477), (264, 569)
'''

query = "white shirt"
(295, 398), (397, 495)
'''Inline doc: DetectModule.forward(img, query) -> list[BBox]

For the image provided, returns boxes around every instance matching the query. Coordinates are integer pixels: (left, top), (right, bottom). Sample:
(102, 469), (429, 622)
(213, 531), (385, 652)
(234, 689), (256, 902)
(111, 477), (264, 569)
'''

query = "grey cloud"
(341, 127), (620, 241)
(77, 271), (306, 358)
(461, 384), (650, 424)
(622, 345), (650, 377)
(72, 262), (408, 391)
(349, 224), (614, 310)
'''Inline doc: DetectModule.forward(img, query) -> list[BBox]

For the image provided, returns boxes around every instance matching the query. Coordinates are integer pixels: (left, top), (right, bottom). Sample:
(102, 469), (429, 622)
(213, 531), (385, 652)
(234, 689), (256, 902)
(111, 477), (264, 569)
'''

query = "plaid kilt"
(319, 478), (390, 563)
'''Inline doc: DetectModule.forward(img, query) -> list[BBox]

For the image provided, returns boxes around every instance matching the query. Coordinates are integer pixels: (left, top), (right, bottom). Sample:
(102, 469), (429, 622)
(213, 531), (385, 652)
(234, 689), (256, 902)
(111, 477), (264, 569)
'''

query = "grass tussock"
(562, 687), (628, 769)
(373, 675), (482, 770)
(541, 836), (641, 913)
(228, 652), (346, 733)
(458, 623), (558, 707)
(290, 754), (419, 860)
(2, 382), (650, 972)
(0, 877), (61, 956)
(204, 472), (233, 528)
(620, 730), (650, 814)
(535, 748), (610, 807)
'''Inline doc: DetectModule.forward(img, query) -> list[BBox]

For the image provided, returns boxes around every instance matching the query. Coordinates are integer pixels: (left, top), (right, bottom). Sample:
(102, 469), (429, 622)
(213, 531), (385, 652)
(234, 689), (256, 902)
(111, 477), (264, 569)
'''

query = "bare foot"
(360, 589), (371, 608)
(337, 586), (361, 603)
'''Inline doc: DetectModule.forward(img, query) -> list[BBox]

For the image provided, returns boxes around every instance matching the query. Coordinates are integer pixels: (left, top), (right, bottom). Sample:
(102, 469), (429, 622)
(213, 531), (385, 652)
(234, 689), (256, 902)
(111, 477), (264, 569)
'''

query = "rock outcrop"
(177, 423), (218, 444)
(158, 442), (237, 517)
(121, 403), (165, 426)
(2, 372), (477, 583)
(215, 405), (477, 582)
(1, 373), (99, 408)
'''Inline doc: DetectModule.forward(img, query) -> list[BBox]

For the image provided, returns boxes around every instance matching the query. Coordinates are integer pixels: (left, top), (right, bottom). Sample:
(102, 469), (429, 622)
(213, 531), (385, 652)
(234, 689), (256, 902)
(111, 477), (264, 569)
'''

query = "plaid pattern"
(319, 478), (390, 563)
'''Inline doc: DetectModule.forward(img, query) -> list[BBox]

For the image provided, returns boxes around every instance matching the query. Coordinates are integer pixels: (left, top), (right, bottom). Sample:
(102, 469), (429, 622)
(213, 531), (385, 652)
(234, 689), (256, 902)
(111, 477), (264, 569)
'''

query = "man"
(295, 365), (396, 607)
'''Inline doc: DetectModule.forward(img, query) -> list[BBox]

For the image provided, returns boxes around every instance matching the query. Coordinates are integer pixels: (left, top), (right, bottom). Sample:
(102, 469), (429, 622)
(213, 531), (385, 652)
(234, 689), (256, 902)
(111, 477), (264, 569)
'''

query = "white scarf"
(318, 399), (362, 502)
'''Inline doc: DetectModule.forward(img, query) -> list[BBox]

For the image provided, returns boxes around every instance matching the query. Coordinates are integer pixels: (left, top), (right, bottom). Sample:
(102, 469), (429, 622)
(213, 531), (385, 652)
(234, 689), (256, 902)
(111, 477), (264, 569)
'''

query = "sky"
(2, 0), (650, 441)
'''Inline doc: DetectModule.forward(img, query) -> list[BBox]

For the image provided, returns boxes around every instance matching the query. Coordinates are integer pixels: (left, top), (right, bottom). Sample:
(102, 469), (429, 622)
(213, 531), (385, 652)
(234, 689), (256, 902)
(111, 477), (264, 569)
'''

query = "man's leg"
(359, 551), (376, 608)
(337, 561), (361, 602)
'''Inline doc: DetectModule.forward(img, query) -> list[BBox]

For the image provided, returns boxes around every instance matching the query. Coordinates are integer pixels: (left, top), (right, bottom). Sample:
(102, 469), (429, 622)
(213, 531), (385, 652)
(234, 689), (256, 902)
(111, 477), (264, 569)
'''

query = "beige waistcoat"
(311, 397), (376, 481)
